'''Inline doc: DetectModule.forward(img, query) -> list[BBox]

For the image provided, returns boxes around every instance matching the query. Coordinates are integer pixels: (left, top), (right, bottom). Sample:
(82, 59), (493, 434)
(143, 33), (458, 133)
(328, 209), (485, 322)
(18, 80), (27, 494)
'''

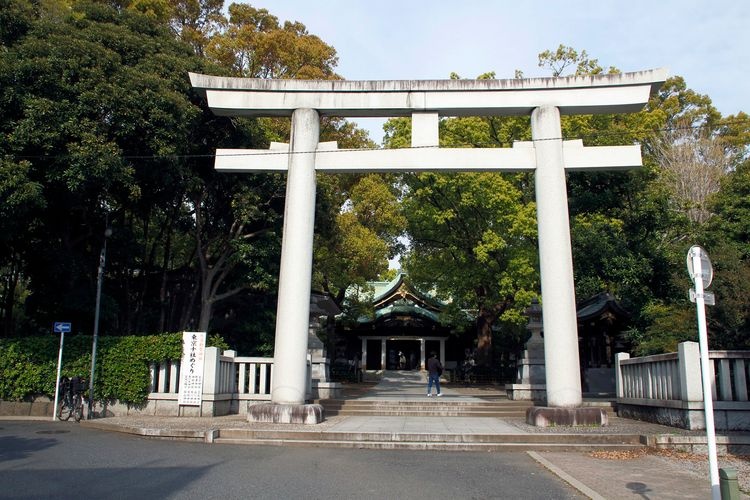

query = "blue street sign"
(53, 322), (71, 333)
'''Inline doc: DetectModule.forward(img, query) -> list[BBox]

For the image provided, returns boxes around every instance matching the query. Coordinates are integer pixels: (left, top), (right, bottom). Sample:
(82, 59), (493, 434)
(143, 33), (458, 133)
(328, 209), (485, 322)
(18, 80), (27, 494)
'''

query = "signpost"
(52, 322), (72, 422)
(687, 245), (719, 500)
(178, 332), (207, 408)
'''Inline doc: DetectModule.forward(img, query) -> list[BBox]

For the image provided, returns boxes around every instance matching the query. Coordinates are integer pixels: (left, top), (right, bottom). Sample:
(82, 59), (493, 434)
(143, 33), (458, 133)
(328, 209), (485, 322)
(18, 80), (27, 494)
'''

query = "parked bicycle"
(57, 375), (85, 422)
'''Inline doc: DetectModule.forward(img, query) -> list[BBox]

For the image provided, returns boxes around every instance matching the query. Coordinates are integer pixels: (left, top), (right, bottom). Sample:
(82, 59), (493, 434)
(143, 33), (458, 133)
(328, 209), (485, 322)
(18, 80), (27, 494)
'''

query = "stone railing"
(107, 348), (306, 417)
(616, 341), (750, 430)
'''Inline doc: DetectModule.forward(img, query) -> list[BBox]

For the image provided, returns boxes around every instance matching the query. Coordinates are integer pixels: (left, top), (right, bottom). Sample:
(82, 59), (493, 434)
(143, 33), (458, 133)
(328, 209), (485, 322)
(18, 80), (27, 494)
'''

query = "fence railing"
(144, 348), (316, 416)
(234, 356), (274, 397)
(617, 342), (750, 403)
(616, 351), (681, 401)
(615, 341), (750, 430)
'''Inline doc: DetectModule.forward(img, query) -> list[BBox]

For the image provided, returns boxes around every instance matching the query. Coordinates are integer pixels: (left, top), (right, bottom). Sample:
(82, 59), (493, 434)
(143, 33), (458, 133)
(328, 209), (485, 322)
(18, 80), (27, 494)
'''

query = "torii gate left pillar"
(272, 109), (319, 405)
(190, 70), (666, 424)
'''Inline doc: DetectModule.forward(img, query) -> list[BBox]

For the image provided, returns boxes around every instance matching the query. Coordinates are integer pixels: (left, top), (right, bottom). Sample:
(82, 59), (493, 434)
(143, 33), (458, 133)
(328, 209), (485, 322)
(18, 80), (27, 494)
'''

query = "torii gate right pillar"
(531, 105), (582, 408)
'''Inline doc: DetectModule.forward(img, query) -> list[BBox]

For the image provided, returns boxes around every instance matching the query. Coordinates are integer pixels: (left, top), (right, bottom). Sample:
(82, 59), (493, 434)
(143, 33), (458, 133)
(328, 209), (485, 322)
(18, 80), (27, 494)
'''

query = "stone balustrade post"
(615, 352), (630, 398)
(202, 346), (220, 397)
(679, 341), (703, 402)
(223, 350), (237, 393)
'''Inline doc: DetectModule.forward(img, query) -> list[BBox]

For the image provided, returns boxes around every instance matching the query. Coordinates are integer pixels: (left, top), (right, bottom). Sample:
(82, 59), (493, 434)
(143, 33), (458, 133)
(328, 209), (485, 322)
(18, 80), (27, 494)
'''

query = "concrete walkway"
(327, 371), (520, 433)
(328, 415), (522, 434)
(356, 370), (485, 400)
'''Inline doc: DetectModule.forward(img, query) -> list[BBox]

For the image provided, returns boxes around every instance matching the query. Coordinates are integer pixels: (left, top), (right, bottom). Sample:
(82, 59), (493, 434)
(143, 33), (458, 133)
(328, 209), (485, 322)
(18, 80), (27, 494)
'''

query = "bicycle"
(57, 376), (85, 422)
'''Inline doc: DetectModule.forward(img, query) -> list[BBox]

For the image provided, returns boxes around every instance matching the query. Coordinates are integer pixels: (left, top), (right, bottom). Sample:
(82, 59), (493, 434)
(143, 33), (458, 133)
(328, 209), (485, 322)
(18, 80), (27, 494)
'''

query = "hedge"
(0, 333), (227, 405)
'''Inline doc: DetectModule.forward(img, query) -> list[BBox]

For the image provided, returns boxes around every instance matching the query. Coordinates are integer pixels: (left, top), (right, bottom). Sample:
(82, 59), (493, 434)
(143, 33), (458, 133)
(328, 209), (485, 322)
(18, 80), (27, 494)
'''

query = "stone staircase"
(209, 395), (634, 451)
(318, 398), (534, 418)
(318, 395), (616, 418)
(213, 428), (644, 451)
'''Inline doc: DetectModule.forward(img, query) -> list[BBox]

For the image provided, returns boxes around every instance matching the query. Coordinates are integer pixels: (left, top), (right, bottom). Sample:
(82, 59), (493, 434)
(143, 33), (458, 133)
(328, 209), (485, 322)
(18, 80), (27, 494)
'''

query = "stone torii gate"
(190, 70), (666, 424)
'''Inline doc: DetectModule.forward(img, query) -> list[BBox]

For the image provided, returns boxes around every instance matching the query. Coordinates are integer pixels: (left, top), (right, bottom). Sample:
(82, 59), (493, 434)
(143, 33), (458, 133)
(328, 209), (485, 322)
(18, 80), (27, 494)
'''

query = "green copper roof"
(355, 272), (445, 324)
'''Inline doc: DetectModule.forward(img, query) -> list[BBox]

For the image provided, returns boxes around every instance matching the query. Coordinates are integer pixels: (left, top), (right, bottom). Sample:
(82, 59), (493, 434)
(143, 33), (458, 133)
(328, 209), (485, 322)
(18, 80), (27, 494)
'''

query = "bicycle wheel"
(73, 396), (83, 422)
(57, 399), (72, 421)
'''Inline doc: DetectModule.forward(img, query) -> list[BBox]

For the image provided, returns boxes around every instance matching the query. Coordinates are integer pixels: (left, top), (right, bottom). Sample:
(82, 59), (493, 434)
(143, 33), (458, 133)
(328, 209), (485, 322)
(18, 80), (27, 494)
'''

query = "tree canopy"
(386, 45), (750, 361)
(1, 0), (748, 369)
(0, 0), (379, 354)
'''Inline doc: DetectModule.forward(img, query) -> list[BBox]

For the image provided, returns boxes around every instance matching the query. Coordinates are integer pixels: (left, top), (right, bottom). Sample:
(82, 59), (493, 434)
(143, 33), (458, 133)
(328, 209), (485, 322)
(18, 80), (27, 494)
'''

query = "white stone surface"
(271, 108), (319, 405)
(214, 142), (641, 173)
(679, 341), (704, 402)
(411, 112), (439, 147)
(531, 105), (582, 408)
(189, 70), (667, 117)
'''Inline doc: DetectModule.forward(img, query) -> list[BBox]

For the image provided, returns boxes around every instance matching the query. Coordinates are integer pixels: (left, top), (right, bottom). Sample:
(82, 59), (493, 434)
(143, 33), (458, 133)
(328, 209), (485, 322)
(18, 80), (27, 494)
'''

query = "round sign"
(686, 245), (713, 288)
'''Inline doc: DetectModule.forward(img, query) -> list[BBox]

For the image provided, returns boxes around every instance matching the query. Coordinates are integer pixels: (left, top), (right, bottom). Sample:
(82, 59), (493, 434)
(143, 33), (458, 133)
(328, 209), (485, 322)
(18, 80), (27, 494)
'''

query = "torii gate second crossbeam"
(190, 70), (667, 423)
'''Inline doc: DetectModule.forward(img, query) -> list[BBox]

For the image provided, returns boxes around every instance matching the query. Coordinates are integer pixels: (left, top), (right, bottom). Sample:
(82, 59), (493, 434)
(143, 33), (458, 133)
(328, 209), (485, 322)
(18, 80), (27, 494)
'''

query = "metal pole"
(52, 330), (65, 422)
(692, 251), (720, 500)
(88, 229), (109, 419)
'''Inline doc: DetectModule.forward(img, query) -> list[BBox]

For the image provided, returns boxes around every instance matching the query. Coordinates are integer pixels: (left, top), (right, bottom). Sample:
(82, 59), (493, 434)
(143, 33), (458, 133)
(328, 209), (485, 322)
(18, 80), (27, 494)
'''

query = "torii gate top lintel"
(189, 68), (668, 118)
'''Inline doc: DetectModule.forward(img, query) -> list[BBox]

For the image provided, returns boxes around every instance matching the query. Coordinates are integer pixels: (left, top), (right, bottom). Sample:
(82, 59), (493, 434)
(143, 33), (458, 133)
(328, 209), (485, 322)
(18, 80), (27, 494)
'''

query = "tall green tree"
(0, 0), (203, 334)
(0, 0), (385, 348)
(205, 3), (338, 80)
(0, 0), (283, 337)
(390, 45), (750, 363)
(400, 171), (538, 366)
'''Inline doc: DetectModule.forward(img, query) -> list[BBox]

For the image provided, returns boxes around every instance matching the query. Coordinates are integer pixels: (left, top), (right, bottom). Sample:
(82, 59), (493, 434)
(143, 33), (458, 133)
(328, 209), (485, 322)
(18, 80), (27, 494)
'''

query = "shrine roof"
(577, 292), (630, 322)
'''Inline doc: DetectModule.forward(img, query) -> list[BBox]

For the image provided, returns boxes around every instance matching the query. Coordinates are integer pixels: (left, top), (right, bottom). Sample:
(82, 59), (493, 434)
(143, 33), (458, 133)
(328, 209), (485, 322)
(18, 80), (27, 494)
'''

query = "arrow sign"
(53, 322), (71, 333)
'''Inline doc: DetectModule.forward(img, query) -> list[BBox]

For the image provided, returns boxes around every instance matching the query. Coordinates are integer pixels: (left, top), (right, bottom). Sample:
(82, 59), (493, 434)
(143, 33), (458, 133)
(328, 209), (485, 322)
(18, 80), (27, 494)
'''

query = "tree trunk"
(197, 299), (212, 332)
(475, 308), (496, 367)
(1, 256), (20, 337)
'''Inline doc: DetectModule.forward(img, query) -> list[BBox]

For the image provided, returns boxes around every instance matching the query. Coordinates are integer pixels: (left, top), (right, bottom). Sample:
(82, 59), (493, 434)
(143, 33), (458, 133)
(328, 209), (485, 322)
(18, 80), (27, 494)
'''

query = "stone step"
(318, 400), (615, 418)
(321, 403), (534, 411)
(218, 429), (643, 445)
(319, 400), (533, 407)
(320, 398), (615, 407)
(214, 429), (644, 451)
(319, 402), (531, 408)
(212, 438), (646, 452)
(324, 410), (529, 417)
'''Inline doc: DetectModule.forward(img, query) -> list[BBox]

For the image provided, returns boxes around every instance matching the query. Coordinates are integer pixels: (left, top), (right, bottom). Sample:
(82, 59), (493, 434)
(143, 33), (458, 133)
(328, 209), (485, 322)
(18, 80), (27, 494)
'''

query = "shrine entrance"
(190, 69), (667, 420)
(335, 274), (454, 373)
(385, 339), (421, 370)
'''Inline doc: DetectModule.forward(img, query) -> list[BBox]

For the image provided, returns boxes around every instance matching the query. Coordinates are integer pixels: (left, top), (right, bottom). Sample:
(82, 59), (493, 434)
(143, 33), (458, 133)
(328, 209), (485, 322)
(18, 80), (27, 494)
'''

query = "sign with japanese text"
(178, 331), (206, 406)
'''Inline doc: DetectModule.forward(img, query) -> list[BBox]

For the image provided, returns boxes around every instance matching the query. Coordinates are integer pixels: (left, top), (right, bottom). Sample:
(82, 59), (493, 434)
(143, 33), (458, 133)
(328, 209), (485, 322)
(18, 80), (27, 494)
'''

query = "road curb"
(81, 419), (213, 442)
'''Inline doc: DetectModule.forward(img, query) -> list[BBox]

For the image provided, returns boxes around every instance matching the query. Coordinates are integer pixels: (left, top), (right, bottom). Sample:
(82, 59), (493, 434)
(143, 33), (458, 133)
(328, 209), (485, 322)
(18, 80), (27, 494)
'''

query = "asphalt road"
(0, 421), (582, 499)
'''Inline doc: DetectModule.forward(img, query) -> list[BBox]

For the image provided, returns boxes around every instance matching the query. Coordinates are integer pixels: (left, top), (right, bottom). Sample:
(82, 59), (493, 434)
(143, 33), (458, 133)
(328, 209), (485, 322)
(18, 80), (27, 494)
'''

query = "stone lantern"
(505, 298), (547, 401)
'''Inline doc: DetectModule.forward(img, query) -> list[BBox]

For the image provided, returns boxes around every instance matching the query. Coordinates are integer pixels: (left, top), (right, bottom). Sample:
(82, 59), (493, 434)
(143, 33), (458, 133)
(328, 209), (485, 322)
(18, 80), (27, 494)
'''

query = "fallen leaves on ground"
(589, 448), (650, 460)
(590, 448), (750, 462)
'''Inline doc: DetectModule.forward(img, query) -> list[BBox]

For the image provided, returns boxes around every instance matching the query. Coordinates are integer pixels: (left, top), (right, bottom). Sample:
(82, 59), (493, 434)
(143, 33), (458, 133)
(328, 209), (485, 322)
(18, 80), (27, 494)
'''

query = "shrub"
(0, 333), (224, 404)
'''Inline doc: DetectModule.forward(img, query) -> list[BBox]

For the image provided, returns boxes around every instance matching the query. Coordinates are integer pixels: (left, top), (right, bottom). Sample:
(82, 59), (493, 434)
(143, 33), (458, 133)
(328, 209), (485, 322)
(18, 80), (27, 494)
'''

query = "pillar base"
(526, 406), (608, 427)
(247, 403), (324, 424)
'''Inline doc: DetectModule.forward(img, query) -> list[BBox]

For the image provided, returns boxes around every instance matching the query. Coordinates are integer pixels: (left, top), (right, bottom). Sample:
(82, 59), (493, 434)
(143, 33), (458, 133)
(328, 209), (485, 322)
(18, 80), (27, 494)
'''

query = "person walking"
(426, 352), (443, 397)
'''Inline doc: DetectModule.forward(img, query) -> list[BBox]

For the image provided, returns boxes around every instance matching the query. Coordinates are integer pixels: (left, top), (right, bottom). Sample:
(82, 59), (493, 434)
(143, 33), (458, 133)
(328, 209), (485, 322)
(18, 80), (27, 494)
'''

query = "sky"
(245, 0), (749, 144)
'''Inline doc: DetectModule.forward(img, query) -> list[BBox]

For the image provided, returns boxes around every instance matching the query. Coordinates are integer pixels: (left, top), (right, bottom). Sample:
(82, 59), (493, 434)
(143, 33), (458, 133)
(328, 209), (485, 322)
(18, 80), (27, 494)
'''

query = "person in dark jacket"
(426, 352), (443, 397)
